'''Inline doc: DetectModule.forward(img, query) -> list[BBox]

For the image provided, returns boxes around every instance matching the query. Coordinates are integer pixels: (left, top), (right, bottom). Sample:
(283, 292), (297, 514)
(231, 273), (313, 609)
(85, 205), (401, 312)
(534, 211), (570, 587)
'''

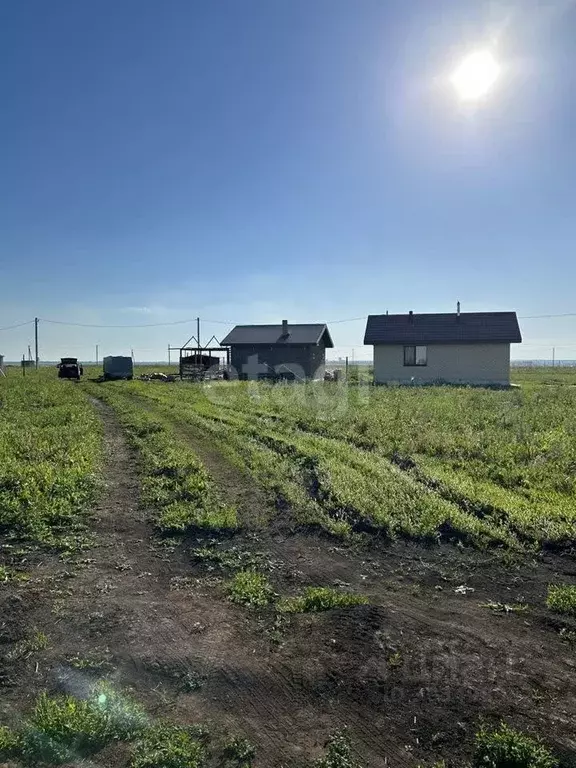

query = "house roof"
(364, 312), (522, 345)
(221, 324), (334, 348)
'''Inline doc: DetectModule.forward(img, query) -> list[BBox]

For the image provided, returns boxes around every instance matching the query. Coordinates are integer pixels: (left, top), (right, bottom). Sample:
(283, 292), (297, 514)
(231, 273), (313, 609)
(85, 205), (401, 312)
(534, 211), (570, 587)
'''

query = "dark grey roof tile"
(364, 312), (522, 345)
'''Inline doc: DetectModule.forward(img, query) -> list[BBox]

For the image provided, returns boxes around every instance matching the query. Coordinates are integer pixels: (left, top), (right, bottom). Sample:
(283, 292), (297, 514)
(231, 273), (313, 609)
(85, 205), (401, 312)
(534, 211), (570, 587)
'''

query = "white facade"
(373, 343), (511, 385)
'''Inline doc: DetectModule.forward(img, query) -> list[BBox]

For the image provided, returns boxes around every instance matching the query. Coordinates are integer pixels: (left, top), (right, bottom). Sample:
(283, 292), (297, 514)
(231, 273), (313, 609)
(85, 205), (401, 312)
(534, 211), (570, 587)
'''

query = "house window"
(404, 345), (427, 366)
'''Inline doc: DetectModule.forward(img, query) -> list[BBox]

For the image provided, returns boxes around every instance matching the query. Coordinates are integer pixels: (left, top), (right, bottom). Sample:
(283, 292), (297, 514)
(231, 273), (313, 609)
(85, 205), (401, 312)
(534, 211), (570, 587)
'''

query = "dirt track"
(1, 399), (576, 767)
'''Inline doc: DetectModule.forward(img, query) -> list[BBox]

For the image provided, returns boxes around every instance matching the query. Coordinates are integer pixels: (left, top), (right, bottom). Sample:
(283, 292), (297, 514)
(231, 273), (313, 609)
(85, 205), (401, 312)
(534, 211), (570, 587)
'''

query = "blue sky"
(2, 0), (576, 361)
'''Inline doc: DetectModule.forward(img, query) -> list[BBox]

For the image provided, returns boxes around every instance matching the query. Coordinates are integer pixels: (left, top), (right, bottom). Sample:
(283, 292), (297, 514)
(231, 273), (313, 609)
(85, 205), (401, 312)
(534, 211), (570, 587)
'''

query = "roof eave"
(366, 337), (522, 345)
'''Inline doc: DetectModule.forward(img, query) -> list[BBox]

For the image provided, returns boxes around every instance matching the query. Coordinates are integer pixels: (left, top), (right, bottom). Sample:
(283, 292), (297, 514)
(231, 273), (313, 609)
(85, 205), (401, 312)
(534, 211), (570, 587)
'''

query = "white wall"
(373, 343), (511, 385)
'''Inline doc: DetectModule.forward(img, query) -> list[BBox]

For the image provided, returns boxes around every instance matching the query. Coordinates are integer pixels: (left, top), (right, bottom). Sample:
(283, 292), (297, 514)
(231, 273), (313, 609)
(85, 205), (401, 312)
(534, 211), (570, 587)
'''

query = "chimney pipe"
(408, 310), (413, 323)
(282, 319), (289, 337)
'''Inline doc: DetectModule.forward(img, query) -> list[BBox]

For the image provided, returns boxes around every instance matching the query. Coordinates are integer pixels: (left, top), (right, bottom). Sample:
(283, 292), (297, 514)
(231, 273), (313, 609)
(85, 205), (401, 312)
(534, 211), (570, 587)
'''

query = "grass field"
(0, 366), (575, 767)
(87, 369), (576, 550)
(0, 370), (101, 549)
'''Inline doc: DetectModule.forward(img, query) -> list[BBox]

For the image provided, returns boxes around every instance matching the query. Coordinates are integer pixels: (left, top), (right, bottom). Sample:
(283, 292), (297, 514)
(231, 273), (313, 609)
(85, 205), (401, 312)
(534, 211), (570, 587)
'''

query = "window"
(404, 345), (427, 366)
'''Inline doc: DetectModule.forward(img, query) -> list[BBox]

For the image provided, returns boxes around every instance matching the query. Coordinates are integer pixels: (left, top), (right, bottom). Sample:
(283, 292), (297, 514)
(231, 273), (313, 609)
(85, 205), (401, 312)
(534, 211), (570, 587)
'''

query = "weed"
(158, 502), (237, 533)
(0, 725), (21, 758)
(226, 571), (275, 607)
(480, 602), (528, 614)
(278, 587), (368, 613)
(388, 651), (403, 667)
(223, 735), (256, 765)
(474, 723), (557, 768)
(20, 685), (147, 763)
(66, 652), (114, 673)
(314, 731), (361, 768)
(265, 611), (291, 645)
(28, 630), (49, 651)
(559, 627), (576, 644)
(131, 723), (206, 768)
(178, 671), (205, 692)
(546, 584), (576, 616)
(191, 545), (274, 572)
(8, 630), (49, 660)
(0, 565), (29, 584)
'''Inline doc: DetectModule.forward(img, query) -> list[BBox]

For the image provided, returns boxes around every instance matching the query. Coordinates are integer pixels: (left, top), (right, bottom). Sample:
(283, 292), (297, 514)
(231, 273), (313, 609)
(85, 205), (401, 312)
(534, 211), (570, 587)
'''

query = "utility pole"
(552, 347), (555, 367)
(34, 317), (39, 369)
(168, 344), (171, 365)
(131, 348), (135, 363)
(197, 317), (201, 355)
(95, 344), (99, 364)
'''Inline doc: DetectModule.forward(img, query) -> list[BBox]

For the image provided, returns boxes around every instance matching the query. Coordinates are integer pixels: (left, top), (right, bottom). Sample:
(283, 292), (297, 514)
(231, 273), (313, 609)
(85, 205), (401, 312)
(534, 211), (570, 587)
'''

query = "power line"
(40, 317), (200, 329)
(325, 316), (367, 324)
(519, 313), (576, 319)
(0, 310), (574, 334)
(203, 316), (368, 326)
(0, 320), (34, 332)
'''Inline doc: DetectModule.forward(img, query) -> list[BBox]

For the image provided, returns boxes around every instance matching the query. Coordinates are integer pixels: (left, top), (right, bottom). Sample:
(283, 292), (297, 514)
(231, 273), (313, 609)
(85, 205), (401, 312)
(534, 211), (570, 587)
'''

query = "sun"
(451, 51), (500, 101)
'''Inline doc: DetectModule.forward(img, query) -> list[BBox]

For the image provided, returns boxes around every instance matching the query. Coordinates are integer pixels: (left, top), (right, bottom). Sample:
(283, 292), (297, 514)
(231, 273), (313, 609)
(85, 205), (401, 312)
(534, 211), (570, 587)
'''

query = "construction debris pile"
(138, 372), (177, 382)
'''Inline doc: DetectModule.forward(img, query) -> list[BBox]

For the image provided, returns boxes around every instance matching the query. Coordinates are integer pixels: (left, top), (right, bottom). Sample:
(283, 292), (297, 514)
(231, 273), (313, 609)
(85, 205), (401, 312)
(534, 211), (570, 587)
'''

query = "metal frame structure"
(178, 343), (230, 379)
(171, 319), (230, 380)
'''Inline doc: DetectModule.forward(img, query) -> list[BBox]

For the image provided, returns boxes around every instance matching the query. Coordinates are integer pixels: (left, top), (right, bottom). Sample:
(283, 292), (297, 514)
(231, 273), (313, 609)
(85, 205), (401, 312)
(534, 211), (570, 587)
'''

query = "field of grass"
(0, 369), (101, 548)
(97, 372), (576, 550)
(2, 366), (573, 551)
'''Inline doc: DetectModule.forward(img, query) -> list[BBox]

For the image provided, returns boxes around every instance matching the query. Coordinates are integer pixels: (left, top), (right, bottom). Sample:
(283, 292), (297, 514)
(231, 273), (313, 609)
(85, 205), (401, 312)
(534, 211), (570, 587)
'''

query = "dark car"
(57, 357), (83, 380)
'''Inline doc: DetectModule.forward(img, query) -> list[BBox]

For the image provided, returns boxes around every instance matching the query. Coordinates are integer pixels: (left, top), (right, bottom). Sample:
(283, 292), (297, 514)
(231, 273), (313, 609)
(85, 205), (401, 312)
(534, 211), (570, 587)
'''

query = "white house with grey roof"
(221, 320), (334, 380)
(364, 307), (522, 386)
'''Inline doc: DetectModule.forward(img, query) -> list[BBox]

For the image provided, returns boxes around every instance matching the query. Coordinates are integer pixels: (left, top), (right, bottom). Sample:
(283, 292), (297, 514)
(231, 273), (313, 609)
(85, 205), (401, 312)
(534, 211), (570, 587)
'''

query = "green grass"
(115, 377), (576, 550)
(0, 724), (21, 759)
(3, 369), (575, 551)
(314, 731), (361, 768)
(17, 685), (147, 764)
(0, 564), (29, 584)
(7, 630), (50, 661)
(82, 382), (237, 534)
(0, 371), (101, 547)
(191, 545), (273, 571)
(546, 584), (576, 616)
(131, 723), (206, 768)
(278, 587), (368, 613)
(474, 723), (557, 768)
(226, 571), (275, 607)
(0, 684), (214, 766)
(223, 736), (256, 766)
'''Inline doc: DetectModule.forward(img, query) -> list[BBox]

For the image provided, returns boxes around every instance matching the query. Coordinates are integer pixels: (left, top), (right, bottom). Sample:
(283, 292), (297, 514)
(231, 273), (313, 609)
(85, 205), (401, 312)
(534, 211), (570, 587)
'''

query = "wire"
(2, 310), (574, 332)
(0, 320), (34, 332)
(40, 317), (200, 329)
(519, 313), (576, 319)
(325, 316), (367, 324)
(203, 316), (367, 326)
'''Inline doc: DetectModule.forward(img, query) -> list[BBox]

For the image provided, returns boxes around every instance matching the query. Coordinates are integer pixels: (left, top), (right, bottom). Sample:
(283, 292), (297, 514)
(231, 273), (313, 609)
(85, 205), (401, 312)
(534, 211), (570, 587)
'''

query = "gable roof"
(364, 312), (522, 345)
(221, 324), (334, 348)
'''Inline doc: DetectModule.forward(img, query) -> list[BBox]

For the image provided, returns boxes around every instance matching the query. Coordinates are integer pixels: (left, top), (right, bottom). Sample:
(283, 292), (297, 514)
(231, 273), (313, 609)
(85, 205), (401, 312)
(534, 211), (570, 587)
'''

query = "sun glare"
(451, 51), (500, 101)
